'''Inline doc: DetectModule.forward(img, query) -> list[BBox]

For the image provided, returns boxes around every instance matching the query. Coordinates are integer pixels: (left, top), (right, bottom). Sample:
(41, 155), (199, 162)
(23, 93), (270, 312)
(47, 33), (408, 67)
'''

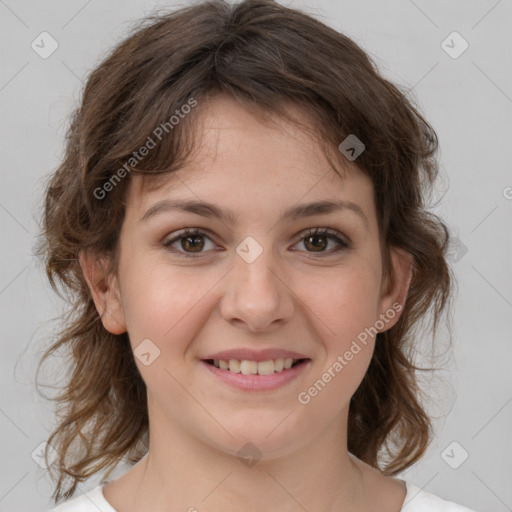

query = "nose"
(219, 245), (295, 333)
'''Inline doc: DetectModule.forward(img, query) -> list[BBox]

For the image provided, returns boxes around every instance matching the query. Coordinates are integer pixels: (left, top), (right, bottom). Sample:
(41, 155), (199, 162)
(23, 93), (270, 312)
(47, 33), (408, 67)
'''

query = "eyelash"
(162, 227), (350, 259)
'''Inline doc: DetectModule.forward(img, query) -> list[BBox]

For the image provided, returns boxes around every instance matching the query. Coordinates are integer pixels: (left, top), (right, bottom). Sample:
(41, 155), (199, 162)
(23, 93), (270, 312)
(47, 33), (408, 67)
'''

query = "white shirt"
(49, 480), (478, 511)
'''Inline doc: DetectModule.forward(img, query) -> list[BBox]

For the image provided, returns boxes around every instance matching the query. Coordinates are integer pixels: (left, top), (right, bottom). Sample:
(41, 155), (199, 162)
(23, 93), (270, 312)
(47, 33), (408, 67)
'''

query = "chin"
(203, 414), (307, 462)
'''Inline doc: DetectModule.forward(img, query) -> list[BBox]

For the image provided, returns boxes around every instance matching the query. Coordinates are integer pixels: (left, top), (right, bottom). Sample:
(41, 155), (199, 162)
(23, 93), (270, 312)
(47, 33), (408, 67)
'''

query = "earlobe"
(78, 249), (127, 335)
(378, 247), (413, 331)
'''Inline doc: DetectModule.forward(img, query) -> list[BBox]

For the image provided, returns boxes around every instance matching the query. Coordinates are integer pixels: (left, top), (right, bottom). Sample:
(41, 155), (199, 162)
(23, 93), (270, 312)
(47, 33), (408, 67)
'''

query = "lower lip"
(201, 359), (310, 391)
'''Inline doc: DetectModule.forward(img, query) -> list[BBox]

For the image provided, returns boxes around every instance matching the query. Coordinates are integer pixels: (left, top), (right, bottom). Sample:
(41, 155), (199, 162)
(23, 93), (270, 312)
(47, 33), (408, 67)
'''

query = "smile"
(205, 357), (303, 375)
(201, 358), (310, 391)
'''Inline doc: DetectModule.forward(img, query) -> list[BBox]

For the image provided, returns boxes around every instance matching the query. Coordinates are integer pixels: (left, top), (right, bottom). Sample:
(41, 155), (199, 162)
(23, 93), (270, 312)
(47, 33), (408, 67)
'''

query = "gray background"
(1, 0), (511, 510)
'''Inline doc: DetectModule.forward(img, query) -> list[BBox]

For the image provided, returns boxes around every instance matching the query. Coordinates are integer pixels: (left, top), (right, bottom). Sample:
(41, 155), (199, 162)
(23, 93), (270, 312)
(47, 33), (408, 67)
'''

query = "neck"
(124, 405), (367, 512)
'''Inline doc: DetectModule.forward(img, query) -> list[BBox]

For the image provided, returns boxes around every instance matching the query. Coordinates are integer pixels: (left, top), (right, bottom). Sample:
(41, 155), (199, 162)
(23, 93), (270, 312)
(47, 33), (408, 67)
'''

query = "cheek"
(301, 262), (382, 340)
(120, 265), (214, 402)
(120, 260), (217, 351)
(295, 267), (380, 419)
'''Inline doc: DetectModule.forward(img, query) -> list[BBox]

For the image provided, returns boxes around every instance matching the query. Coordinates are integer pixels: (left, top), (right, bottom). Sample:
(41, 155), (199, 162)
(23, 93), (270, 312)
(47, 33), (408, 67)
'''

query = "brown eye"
(163, 228), (215, 258)
(303, 234), (328, 252)
(163, 226), (350, 259)
(180, 234), (205, 252)
(295, 227), (349, 255)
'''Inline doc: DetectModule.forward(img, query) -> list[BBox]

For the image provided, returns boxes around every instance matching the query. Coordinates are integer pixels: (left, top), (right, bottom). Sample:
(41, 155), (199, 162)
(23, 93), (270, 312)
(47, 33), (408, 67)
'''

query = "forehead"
(125, 95), (369, 211)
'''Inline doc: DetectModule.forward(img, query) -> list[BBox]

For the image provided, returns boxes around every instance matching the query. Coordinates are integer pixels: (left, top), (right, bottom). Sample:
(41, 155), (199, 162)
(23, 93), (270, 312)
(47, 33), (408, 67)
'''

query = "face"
(84, 95), (410, 460)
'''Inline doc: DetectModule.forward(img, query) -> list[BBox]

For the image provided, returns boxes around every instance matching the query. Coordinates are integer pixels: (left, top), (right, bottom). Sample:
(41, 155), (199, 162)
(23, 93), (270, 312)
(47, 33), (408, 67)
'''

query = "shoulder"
(402, 481), (478, 512)
(48, 485), (117, 512)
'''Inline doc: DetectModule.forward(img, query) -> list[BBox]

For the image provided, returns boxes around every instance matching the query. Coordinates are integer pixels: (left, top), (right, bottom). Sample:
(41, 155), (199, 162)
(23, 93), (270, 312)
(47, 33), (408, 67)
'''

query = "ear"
(78, 249), (127, 335)
(377, 247), (413, 332)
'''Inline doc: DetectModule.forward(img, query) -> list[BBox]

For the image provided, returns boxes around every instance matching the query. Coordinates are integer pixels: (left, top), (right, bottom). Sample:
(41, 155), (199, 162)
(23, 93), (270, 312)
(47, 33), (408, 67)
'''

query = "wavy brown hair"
(35, 0), (453, 503)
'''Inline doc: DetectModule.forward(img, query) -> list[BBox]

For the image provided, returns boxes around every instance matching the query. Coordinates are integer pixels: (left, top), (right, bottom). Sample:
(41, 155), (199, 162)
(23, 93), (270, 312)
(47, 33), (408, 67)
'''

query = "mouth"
(200, 356), (311, 391)
(203, 357), (309, 376)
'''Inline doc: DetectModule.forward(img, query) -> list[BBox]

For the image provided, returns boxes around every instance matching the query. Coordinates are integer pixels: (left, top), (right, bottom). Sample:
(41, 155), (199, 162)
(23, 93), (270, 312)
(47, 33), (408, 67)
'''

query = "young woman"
(36, 1), (476, 510)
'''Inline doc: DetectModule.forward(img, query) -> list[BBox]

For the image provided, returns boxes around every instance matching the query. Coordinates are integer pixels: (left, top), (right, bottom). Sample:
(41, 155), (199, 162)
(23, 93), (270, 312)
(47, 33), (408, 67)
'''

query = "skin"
(80, 94), (412, 512)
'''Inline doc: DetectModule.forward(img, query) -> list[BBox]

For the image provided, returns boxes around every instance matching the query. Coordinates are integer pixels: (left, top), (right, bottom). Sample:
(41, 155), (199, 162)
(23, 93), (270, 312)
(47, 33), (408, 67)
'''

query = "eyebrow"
(140, 198), (369, 227)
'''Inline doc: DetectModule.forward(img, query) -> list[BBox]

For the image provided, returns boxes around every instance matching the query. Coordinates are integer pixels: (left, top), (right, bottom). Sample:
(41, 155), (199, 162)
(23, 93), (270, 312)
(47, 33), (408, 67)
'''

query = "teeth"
(257, 360), (275, 375)
(240, 360), (258, 375)
(211, 357), (302, 375)
(228, 359), (240, 373)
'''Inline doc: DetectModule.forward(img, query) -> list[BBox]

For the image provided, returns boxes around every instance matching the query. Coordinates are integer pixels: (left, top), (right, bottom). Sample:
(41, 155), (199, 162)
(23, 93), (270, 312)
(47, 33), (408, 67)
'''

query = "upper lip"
(201, 349), (309, 362)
